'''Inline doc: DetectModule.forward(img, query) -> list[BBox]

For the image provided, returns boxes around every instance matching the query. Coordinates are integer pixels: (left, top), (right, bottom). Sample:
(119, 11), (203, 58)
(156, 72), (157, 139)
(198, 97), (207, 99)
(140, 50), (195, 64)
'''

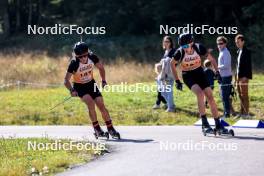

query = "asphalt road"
(0, 126), (263, 176)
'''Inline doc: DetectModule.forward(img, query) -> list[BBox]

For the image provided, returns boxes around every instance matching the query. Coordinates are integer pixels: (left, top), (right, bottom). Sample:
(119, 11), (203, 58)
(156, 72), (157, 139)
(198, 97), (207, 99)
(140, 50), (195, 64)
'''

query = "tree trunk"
(3, 0), (10, 37)
(15, 0), (21, 32)
(28, 0), (32, 25)
(36, 0), (42, 24)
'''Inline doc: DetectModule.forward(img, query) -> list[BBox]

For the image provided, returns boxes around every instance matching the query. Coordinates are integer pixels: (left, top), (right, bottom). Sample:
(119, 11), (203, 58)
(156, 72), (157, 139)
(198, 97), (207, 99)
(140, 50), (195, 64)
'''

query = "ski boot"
(202, 123), (214, 136)
(214, 119), (235, 136)
(108, 127), (121, 140)
(94, 126), (109, 139)
(201, 117), (214, 136)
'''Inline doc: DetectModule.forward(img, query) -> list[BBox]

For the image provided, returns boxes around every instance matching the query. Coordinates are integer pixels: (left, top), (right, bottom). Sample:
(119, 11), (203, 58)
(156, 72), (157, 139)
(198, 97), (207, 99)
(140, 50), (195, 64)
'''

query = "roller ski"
(105, 120), (121, 140)
(201, 117), (214, 136)
(213, 126), (235, 136)
(202, 125), (214, 136)
(94, 128), (109, 139)
(107, 127), (121, 140)
(93, 122), (109, 139)
(213, 118), (235, 136)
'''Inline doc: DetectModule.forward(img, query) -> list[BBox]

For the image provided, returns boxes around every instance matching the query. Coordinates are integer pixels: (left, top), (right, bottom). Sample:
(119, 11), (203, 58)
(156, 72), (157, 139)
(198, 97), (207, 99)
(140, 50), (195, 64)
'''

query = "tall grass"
(0, 53), (155, 85)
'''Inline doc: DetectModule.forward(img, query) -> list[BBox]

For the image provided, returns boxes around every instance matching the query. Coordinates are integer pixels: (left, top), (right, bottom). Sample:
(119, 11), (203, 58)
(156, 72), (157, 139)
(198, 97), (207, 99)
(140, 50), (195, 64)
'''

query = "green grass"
(0, 137), (106, 176)
(0, 74), (263, 126)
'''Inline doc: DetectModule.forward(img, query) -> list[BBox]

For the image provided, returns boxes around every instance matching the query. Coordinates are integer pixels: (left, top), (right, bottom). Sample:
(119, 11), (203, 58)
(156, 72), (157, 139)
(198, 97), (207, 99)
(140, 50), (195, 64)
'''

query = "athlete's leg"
(94, 96), (111, 122)
(204, 87), (228, 132)
(81, 94), (98, 122)
(191, 84), (206, 116)
(191, 84), (212, 130)
(203, 87), (219, 118)
(82, 94), (104, 134)
(94, 96), (119, 136)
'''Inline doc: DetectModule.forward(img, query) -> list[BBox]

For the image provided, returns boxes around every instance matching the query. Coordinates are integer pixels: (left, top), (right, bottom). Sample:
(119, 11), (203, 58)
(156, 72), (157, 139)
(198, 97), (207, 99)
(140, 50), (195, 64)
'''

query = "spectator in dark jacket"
(235, 34), (252, 118)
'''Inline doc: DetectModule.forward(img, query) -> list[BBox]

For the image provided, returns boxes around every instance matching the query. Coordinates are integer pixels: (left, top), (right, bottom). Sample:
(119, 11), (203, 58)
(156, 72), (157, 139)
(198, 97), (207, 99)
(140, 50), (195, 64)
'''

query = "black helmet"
(178, 33), (193, 46)
(73, 42), (88, 56)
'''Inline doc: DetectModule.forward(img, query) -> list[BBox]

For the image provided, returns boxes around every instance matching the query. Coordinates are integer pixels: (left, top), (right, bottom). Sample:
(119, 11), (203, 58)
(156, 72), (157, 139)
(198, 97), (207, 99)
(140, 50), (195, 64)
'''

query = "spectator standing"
(235, 34), (252, 118)
(217, 36), (233, 118)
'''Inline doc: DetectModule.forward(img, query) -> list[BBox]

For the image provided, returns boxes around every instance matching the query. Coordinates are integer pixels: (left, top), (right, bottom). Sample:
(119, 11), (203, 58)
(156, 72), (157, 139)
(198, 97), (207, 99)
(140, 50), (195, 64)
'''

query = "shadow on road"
(105, 138), (155, 143)
(233, 135), (264, 141)
(205, 135), (264, 141)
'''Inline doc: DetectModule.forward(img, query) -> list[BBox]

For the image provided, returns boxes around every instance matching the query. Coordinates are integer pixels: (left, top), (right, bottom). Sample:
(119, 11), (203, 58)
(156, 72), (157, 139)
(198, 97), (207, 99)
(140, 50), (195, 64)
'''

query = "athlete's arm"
(95, 61), (106, 82)
(64, 72), (73, 90)
(171, 59), (183, 90)
(64, 72), (78, 96)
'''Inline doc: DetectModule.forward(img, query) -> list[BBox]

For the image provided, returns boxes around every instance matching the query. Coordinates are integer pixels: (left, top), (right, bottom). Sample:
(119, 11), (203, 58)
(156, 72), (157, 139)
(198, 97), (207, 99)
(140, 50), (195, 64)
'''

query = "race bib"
(181, 50), (201, 71)
(73, 60), (94, 83)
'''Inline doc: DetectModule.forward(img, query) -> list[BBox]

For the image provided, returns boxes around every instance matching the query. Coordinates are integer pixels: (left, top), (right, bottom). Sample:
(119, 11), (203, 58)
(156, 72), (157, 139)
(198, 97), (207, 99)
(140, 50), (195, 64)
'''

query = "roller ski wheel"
(228, 129), (235, 136)
(213, 128), (219, 136)
(108, 129), (121, 140)
(113, 132), (121, 140)
(94, 130), (109, 140)
(214, 128), (234, 137)
(202, 126), (214, 136)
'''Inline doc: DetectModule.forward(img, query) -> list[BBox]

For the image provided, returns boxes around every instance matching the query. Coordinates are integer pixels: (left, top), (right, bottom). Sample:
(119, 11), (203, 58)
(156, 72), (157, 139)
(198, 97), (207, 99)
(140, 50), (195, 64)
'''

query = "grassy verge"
(0, 137), (106, 176)
(0, 74), (263, 125)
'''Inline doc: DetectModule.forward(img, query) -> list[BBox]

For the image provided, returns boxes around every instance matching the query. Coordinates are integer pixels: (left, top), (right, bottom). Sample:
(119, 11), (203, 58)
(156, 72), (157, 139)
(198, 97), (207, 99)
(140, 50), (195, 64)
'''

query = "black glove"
(175, 80), (183, 91)
(215, 71), (222, 84)
(102, 80), (107, 88)
(69, 88), (78, 97)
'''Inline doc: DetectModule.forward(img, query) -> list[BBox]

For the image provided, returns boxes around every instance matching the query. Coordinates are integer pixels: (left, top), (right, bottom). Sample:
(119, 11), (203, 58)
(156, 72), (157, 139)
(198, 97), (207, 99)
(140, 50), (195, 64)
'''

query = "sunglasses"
(181, 44), (191, 49)
(76, 54), (88, 59)
(217, 42), (224, 45)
